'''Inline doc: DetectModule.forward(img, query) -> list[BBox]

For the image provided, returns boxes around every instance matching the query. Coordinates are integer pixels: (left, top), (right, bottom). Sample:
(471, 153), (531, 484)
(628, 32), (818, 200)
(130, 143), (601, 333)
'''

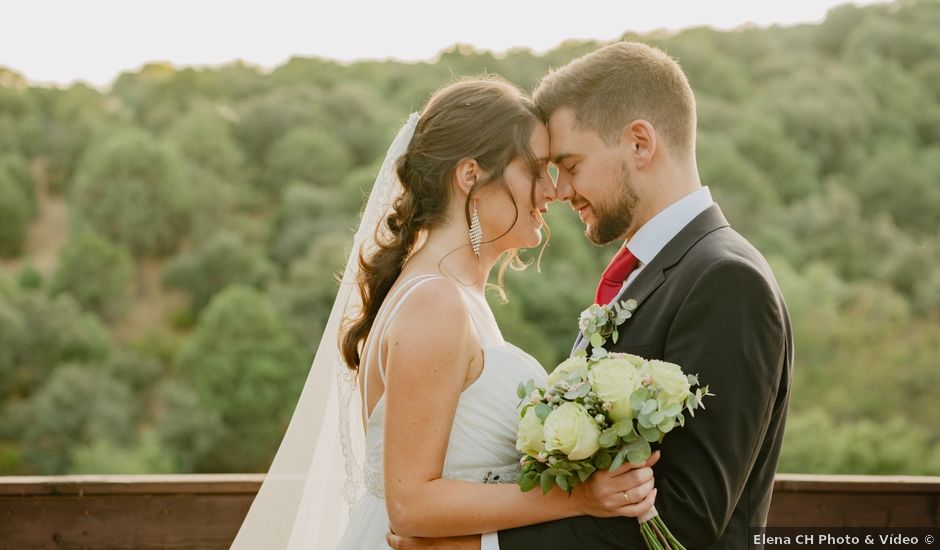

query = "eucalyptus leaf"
(590, 332), (605, 348)
(613, 420), (634, 438)
(556, 474), (572, 493)
(625, 439), (652, 463)
(599, 430), (619, 448)
(534, 403), (552, 422)
(519, 471), (539, 492)
(540, 470), (554, 495)
(641, 399), (657, 416)
(638, 425), (661, 442)
(517, 382), (527, 399)
(610, 447), (630, 472)
(594, 451), (612, 470)
(630, 389), (649, 410)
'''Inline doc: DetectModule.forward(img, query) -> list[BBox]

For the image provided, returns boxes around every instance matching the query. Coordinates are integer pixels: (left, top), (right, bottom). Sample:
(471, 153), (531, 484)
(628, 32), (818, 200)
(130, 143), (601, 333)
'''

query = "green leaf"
(599, 430), (619, 448)
(611, 329), (619, 344)
(577, 468), (591, 483)
(590, 332), (605, 348)
(625, 439), (652, 464)
(649, 411), (665, 425)
(519, 471), (539, 492)
(610, 447), (630, 472)
(641, 399), (657, 416)
(556, 474), (572, 493)
(576, 383), (590, 398)
(662, 402), (682, 417)
(525, 379), (536, 395)
(517, 382), (527, 400)
(540, 470), (554, 495)
(658, 417), (676, 433)
(593, 451), (612, 470)
(638, 425), (661, 442)
(630, 389), (649, 411)
(534, 403), (552, 422)
(613, 420), (634, 437)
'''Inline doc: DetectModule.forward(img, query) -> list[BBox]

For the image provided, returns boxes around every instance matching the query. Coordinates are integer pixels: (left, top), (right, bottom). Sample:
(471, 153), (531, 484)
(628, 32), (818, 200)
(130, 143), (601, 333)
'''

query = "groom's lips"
(573, 202), (590, 221)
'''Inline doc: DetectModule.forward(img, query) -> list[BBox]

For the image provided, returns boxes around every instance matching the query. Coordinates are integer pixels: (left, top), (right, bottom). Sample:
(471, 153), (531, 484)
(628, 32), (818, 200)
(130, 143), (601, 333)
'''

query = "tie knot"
(602, 246), (638, 283)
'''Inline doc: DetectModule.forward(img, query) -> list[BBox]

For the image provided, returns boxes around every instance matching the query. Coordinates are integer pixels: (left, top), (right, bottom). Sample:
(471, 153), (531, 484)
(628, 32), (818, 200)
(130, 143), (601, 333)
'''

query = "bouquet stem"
(638, 507), (685, 550)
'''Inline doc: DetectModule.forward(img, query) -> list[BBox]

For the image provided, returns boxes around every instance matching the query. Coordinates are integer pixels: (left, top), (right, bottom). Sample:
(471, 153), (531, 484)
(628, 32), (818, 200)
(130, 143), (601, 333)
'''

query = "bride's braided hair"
(340, 76), (542, 371)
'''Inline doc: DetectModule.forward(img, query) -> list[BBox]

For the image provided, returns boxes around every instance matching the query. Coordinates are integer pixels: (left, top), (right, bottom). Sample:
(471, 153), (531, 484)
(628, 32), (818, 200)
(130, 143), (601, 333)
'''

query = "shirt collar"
(625, 186), (714, 265)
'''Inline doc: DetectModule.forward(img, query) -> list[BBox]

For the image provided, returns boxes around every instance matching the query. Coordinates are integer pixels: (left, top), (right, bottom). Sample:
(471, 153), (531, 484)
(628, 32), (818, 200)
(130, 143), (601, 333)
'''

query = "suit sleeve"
(498, 259), (788, 549)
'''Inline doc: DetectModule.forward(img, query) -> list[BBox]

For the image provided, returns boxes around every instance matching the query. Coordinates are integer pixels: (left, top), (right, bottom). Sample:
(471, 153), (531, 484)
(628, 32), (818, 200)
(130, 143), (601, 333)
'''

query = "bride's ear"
(453, 158), (482, 196)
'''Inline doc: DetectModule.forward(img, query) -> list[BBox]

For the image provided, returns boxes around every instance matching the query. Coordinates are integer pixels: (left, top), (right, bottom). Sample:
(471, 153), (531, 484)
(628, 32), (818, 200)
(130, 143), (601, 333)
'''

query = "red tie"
(594, 246), (639, 305)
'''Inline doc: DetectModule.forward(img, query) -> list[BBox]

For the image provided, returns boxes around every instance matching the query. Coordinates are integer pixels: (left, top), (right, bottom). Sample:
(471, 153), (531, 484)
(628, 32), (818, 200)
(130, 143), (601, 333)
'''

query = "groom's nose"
(554, 171), (574, 202)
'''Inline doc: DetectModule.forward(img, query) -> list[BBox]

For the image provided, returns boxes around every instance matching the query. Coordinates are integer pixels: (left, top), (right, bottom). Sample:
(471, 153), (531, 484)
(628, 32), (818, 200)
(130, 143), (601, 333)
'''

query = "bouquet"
(514, 299), (713, 550)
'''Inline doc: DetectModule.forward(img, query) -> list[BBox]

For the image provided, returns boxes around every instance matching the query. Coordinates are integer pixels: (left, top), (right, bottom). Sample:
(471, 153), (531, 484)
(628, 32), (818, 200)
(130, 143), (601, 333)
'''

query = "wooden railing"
(1, 473), (938, 548)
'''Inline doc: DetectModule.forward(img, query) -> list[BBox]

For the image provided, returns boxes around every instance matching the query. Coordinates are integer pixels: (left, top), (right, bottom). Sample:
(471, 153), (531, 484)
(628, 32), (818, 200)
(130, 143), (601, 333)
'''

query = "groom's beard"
(587, 162), (639, 245)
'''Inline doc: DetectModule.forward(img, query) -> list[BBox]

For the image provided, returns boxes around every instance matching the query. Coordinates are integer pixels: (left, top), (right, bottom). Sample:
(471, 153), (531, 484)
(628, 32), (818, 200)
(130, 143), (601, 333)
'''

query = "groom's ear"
(453, 158), (483, 195)
(620, 120), (657, 170)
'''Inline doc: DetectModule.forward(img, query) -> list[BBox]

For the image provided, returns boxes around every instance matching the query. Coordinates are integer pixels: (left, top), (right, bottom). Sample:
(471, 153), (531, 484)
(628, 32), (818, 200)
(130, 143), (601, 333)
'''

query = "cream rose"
(543, 402), (601, 460)
(515, 407), (546, 457)
(546, 356), (589, 387)
(589, 357), (642, 421)
(648, 360), (691, 405)
(607, 352), (647, 368)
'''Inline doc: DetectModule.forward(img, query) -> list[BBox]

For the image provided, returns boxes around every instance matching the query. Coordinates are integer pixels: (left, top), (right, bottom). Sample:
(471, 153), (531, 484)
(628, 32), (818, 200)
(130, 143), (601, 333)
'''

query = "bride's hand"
(572, 450), (660, 518)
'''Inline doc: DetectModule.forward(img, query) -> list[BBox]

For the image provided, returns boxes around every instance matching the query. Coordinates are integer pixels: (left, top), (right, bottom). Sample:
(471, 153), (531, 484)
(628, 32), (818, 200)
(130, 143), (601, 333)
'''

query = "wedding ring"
(622, 490), (632, 504)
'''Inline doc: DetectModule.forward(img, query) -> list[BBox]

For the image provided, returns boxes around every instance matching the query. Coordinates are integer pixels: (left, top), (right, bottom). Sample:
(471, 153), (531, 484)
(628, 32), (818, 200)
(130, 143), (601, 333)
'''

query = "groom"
(389, 41), (793, 549)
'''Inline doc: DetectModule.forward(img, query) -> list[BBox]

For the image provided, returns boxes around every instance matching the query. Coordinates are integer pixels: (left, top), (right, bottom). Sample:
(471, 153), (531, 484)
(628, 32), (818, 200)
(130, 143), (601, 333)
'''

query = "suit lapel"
(570, 204), (731, 355)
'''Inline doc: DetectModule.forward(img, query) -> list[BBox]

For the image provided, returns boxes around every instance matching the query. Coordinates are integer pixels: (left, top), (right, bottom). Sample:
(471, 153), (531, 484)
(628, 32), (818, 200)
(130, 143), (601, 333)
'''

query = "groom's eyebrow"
(552, 153), (572, 165)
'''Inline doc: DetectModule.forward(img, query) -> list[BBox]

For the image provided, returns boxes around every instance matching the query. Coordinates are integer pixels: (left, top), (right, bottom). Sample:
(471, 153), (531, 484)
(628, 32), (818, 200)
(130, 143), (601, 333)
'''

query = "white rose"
(543, 402), (601, 460)
(515, 407), (546, 457)
(648, 360), (691, 405)
(588, 357), (642, 422)
(546, 356), (589, 387)
(607, 352), (647, 368)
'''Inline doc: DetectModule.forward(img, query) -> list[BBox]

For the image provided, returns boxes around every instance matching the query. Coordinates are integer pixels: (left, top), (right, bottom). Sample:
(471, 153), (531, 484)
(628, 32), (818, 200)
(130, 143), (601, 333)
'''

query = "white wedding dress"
(336, 273), (548, 549)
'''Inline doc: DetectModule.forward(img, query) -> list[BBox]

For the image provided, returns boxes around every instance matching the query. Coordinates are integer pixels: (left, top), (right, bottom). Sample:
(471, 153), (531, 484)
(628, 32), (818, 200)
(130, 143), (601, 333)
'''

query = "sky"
(4, 0), (887, 87)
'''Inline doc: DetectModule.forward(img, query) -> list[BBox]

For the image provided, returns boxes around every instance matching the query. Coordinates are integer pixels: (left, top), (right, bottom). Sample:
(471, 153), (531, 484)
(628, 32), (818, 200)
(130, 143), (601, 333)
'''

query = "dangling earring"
(469, 200), (482, 257)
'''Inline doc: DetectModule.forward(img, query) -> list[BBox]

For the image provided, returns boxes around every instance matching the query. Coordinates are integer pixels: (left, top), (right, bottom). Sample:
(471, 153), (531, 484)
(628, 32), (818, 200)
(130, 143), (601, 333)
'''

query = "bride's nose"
(540, 174), (557, 203)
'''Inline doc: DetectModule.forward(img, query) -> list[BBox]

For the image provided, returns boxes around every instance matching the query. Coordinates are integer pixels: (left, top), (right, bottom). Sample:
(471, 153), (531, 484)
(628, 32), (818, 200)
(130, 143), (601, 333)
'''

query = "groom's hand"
(386, 531), (480, 550)
(573, 450), (660, 518)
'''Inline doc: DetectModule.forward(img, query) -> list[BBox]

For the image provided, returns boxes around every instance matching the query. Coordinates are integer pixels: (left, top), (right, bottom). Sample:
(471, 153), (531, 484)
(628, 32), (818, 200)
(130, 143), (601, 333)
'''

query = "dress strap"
(361, 274), (445, 422)
(455, 287), (490, 348)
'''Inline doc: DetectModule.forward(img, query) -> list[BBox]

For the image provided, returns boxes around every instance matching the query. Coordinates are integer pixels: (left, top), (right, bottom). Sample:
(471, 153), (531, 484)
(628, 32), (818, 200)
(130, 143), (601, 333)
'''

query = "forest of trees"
(1, 0), (939, 477)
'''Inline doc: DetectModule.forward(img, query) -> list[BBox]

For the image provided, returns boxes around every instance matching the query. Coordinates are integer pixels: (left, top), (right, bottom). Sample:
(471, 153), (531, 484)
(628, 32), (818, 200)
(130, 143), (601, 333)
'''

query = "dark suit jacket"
(498, 205), (793, 549)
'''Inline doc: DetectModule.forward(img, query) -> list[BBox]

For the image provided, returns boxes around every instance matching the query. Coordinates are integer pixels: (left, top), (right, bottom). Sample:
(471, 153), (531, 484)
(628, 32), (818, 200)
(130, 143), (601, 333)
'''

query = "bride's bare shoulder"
(384, 275), (473, 349)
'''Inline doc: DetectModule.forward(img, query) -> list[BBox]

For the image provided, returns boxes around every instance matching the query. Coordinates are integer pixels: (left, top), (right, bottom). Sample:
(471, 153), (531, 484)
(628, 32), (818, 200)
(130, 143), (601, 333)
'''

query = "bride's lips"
(530, 207), (548, 224)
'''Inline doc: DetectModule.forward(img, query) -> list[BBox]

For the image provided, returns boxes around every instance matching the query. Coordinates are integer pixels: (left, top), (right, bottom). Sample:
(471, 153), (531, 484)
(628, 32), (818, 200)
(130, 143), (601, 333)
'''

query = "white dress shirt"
(482, 186), (714, 550)
(617, 186), (714, 295)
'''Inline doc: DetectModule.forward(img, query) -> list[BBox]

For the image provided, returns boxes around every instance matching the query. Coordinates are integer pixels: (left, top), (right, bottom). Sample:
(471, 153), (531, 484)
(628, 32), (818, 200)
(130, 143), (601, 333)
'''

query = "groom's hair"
(534, 41), (696, 156)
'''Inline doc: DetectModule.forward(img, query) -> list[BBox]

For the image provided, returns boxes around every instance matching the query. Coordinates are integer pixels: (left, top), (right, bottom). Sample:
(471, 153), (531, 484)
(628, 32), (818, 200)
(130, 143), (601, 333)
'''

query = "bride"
(231, 77), (657, 550)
